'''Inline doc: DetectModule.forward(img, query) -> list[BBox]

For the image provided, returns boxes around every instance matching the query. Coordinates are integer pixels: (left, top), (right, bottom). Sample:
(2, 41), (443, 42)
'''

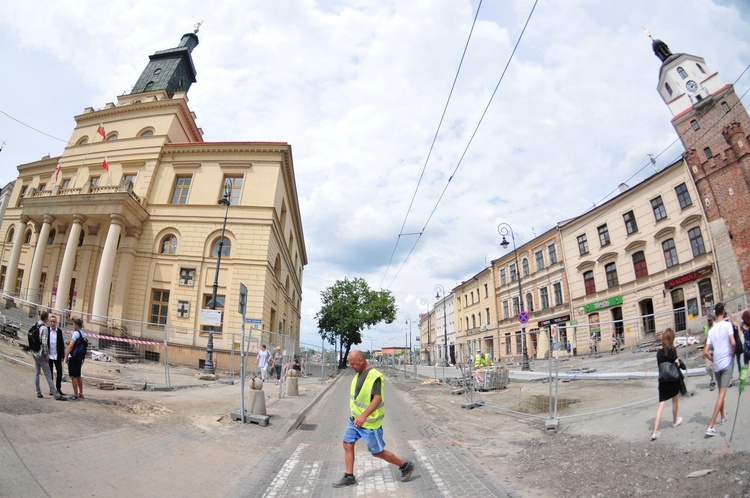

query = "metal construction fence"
(0, 291), (336, 392)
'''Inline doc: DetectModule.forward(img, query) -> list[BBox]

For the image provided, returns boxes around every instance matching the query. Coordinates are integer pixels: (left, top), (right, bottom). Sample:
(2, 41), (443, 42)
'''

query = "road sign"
(518, 311), (529, 324)
(244, 318), (262, 324)
(238, 283), (247, 315)
(426, 345), (432, 352)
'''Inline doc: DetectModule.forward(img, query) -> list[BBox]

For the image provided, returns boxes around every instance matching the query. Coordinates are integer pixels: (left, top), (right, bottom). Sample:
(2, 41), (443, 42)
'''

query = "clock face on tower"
(686, 80), (699, 93)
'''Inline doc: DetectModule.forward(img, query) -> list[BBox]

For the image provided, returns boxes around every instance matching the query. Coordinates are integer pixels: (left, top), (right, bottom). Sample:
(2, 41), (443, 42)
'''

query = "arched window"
(211, 237), (231, 257)
(76, 136), (89, 146)
(106, 133), (118, 141)
(6, 227), (14, 243)
(160, 235), (177, 254)
(677, 67), (688, 79)
(138, 128), (154, 137)
(665, 83), (673, 96)
(144, 81), (155, 91)
(526, 292), (534, 312)
(24, 230), (32, 244)
(47, 229), (56, 245)
(522, 258), (530, 277)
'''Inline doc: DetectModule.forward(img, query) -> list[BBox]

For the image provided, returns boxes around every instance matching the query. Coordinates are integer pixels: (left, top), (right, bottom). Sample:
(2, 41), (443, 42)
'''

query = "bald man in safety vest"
(332, 349), (415, 488)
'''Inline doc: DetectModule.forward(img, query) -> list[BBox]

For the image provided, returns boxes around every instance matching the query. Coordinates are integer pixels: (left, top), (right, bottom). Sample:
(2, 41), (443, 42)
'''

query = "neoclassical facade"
(0, 32), (307, 366)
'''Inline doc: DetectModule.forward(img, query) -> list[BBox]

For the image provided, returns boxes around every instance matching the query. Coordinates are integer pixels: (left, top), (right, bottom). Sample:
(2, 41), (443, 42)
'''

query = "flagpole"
(75, 121), (106, 187)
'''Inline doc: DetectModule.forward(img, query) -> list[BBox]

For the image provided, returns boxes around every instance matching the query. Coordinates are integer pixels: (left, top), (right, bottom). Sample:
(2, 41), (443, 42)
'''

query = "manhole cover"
(298, 423), (318, 431)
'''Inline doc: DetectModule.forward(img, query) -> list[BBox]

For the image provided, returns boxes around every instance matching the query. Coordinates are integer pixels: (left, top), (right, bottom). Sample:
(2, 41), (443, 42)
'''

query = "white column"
(4, 216), (29, 296)
(55, 214), (86, 312)
(91, 214), (124, 319)
(27, 215), (55, 303)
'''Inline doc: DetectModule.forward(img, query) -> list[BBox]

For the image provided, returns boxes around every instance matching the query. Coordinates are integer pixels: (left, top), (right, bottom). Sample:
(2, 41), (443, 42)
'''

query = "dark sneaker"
(55, 395), (67, 401)
(332, 474), (357, 488)
(36, 393), (43, 398)
(400, 460), (414, 482)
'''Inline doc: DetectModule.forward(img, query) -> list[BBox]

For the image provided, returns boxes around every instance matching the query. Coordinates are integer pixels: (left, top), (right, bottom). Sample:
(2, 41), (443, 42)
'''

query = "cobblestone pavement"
(235, 368), (518, 497)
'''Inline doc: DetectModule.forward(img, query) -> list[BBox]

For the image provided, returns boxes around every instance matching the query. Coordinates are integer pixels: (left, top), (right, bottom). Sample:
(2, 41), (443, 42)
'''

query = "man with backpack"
(65, 318), (87, 400)
(30, 311), (66, 401)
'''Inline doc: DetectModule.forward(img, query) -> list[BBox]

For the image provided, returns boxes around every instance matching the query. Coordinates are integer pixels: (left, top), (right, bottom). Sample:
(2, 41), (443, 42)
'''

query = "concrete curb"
(282, 371), (344, 435)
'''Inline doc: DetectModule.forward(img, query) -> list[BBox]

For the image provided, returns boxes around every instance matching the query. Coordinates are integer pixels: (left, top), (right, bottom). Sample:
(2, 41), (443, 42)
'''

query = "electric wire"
(379, 0), (484, 289)
(385, 0), (540, 290)
(0, 109), (69, 144)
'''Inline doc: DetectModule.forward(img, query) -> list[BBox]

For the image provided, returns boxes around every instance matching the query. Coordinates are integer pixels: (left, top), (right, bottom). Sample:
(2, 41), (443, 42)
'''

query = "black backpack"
(27, 322), (41, 352)
(71, 332), (89, 360)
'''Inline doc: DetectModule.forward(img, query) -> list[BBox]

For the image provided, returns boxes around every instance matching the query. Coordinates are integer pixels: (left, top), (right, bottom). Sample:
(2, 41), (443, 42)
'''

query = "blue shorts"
(343, 418), (386, 454)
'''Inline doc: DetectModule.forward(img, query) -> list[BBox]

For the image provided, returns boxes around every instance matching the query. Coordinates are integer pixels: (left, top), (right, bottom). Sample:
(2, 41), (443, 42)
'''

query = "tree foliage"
(315, 277), (397, 368)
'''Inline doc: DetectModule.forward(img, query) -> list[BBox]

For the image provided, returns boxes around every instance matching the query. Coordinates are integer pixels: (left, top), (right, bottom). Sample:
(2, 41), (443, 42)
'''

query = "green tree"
(316, 277), (396, 369)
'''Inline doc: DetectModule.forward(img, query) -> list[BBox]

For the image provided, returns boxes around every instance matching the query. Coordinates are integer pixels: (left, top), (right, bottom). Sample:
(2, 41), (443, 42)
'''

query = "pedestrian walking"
(703, 303), (736, 437)
(651, 328), (686, 440)
(272, 346), (284, 386)
(47, 315), (66, 396)
(332, 349), (414, 488)
(255, 344), (271, 381)
(741, 311), (750, 366)
(610, 333), (619, 355)
(65, 318), (87, 400)
(31, 311), (66, 401)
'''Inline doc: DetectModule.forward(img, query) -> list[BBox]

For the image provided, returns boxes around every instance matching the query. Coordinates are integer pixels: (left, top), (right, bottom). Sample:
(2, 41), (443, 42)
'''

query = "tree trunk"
(339, 343), (352, 369)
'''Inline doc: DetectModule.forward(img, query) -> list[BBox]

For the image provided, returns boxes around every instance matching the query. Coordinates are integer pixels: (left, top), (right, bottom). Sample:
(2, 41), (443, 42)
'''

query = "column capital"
(19, 215), (30, 224)
(110, 213), (127, 227)
(72, 214), (88, 225)
(43, 214), (56, 225)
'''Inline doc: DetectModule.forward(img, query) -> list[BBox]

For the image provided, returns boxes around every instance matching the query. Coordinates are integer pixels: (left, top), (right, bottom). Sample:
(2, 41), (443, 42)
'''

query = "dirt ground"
(394, 375), (750, 498)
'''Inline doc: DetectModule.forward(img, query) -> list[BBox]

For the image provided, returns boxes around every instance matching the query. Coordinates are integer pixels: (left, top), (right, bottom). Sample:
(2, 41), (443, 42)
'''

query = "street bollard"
(287, 369), (299, 396)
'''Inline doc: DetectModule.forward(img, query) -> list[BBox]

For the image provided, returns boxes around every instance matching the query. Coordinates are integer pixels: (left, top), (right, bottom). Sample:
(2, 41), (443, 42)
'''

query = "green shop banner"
(584, 295), (623, 314)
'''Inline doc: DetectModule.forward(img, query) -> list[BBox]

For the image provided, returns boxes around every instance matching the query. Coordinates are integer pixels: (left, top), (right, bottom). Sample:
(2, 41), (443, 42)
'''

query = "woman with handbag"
(651, 328), (687, 441)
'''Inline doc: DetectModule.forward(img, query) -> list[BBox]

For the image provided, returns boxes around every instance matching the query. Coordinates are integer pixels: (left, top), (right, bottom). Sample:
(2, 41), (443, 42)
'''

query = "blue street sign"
(244, 318), (262, 324)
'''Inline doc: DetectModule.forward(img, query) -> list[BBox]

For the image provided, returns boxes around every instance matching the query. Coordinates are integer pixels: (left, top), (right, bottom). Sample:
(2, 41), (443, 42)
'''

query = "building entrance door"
(640, 299), (655, 335)
(671, 288), (686, 332)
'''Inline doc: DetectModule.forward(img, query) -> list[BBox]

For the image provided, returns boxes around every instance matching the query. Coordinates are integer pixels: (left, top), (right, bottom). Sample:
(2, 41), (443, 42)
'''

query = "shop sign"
(537, 314), (571, 328)
(664, 265), (713, 289)
(583, 295), (623, 314)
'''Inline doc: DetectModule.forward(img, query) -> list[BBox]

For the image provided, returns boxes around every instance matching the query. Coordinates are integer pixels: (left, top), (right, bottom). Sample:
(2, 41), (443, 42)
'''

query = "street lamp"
(204, 178), (232, 374)
(419, 298), (431, 366)
(498, 222), (530, 371)
(404, 315), (413, 362)
(435, 284), (449, 367)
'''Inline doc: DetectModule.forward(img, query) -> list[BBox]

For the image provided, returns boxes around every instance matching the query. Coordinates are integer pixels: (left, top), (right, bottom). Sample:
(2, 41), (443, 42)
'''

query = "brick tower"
(653, 38), (750, 301)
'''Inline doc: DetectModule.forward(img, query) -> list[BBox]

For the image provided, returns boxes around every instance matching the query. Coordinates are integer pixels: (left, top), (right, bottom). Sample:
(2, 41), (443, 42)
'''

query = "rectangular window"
(689, 227), (706, 256)
(605, 262), (619, 288)
(704, 147), (713, 159)
(505, 333), (512, 355)
(584, 270), (596, 295)
(597, 224), (610, 246)
(690, 119), (700, 131)
(512, 296), (520, 316)
(632, 251), (648, 278)
(540, 287), (549, 309)
(674, 183), (692, 209)
(149, 289), (170, 326)
(171, 175), (192, 204)
(484, 283), (488, 299)
(510, 264), (517, 282)
(623, 210), (638, 234)
(89, 176), (100, 187)
(577, 234), (589, 255)
(553, 282), (563, 306)
(486, 308), (490, 324)
(122, 173), (137, 189)
(61, 178), (71, 189)
(722, 101), (730, 113)
(535, 250), (544, 270)
(223, 175), (243, 205)
(16, 186), (27, 207)
(14, 269), (24, 296)
(202, 294), (225, 334)
(0, 265), (5, 291)
(663, 238), (678, 267)
(502, 300), (509, 319)
(500, 268), (507, 286)
(515, 331), (523, 354)
(548, 244), (558, 264)
(522, 259), (530, 277)
(651, 196), (667, 221)
(179, 268), (195, 286)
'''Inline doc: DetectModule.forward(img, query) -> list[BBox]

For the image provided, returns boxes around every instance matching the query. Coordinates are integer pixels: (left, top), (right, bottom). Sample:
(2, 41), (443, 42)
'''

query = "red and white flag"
(55, 158), (62, 181)
(96, 122), (106, 138)
(102, 155), (109, 171)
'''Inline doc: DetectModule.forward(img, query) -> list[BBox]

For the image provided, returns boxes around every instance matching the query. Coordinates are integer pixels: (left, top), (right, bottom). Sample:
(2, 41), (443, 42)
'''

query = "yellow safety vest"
(349, 368), (385, 429)
(474, 355), (483, 367)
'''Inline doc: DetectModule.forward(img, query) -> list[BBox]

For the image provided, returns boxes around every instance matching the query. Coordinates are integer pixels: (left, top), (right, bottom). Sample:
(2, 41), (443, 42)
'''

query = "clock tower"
(653, 38), (750, 301)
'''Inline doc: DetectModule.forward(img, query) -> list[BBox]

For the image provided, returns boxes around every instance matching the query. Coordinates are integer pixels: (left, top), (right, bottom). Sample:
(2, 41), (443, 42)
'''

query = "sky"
(1, 0), (749, 351)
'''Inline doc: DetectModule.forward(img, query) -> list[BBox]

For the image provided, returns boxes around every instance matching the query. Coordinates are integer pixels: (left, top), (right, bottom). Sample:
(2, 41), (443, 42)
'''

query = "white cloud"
(1, 0), (748, 350)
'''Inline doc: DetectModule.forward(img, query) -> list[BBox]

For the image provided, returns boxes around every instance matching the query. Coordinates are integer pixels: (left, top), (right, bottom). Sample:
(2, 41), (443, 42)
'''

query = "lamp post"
(420, 298), (431, 366)
(498, 223), (530, 371)
(404, 315), (414, 363)
(204, 179), (232, 374)
(435, 284), (448, 367)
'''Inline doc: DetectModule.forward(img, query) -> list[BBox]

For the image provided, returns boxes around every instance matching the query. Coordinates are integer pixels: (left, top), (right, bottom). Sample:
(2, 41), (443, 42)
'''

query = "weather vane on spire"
(194, 21), (204, 34)
(642, 27), (652, 39)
